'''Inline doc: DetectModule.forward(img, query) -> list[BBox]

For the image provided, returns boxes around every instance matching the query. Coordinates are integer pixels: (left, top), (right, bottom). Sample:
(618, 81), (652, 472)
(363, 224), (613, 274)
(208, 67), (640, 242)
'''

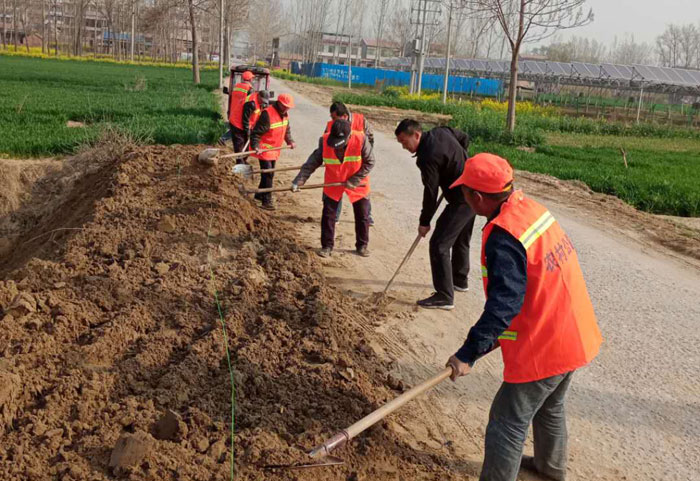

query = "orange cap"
(450, 153), (514, 193)
(242, 71), (254, 81)
(277, 93), (295, 108)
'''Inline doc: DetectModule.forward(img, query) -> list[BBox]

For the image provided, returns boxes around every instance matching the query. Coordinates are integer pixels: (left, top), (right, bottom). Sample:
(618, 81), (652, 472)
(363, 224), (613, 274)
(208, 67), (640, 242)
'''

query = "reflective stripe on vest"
(481, 265), (488, 278)
(322, 131), (370, 203)
(481, 191), (602, 383)
(498, 330), (517, 341)
(254, 106), (288, 161)
(519, 211), (556, 250)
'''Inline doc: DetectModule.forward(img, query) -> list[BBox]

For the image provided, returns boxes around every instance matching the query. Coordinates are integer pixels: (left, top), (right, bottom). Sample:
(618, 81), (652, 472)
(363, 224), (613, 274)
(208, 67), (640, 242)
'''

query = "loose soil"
(0, 143), (460, 480)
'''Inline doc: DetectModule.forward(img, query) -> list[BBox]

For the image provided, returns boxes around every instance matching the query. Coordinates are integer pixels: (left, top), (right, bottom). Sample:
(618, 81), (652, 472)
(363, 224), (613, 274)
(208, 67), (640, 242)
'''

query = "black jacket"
(415, 127), (470, 226)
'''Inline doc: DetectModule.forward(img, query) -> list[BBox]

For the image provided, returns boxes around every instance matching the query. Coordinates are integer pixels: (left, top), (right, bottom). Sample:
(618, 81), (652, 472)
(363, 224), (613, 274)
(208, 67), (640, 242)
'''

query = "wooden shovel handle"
(221, 145), (290, 160)
(246, 182), (343, 195)
(308, 367), (453, 458)
(381, 193), (445, 294)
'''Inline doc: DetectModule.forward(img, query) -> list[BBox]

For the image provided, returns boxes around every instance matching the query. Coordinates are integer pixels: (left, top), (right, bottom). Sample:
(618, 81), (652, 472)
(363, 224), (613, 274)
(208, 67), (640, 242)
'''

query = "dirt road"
(262, 78), (700, 481)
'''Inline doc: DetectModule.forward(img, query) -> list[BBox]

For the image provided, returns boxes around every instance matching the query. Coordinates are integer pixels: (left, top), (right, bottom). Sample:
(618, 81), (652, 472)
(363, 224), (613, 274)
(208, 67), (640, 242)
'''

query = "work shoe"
(417, 293), (454, 310)
(356, 246), (370, 257)
(317, 247), (332, 258)
(454, 283), (469, 292)
(369, 216), (375, 227)
(260, 201), (276, 211)
(520, 456), (566, 481)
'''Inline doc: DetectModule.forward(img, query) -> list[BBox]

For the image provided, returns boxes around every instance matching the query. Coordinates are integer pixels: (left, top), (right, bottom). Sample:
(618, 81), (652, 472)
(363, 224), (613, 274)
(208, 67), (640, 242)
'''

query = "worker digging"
(249, 92), (296, 211)
(200, 78), (606, 480)
(323, 101), (376, 227)
(292, 117), (374, 258)
(395, 118), (476, 310)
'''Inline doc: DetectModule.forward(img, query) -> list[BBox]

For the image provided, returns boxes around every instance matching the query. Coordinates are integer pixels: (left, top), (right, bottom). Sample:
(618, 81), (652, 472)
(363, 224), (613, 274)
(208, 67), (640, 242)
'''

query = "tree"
(187, 0), (200, 83)
(372, 0), (392, 64)
(657, 23), (700, 69)
(247, 0), (285, 63)
(609, 33), (652, 65)
(534, 35), (606, 62)
(464, 0), (593, 133)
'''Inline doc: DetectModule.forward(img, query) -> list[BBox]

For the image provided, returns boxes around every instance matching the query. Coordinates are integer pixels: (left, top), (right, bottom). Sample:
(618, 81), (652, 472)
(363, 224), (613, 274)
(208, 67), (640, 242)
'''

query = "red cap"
(242, 71), (254, 81)
(450, 153), (514, 193)
(277, 93), (295, 108)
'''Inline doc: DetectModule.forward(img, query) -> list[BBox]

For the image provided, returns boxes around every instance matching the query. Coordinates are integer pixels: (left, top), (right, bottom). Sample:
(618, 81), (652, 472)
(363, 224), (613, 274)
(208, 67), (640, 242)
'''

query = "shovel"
(232, 162), (322, 180)
(238, 182), (344, 196)
(198, 145), (290, 165)
(380, 193), (445, 295)
(308, 367), (453, 459)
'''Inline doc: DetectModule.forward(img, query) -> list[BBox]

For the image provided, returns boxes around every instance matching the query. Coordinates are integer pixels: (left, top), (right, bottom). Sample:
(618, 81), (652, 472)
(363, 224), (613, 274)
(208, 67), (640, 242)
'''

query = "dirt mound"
(0, 145), (457, 480)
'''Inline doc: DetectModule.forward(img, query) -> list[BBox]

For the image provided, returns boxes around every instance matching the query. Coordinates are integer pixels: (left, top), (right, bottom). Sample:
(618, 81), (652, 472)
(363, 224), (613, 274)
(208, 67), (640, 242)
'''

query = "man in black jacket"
(395, 119), (476, 310)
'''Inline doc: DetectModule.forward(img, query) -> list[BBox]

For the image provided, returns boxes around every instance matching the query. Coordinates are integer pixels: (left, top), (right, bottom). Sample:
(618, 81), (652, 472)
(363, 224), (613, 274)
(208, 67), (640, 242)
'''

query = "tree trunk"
(12, 0), (17, 50)
(53, 0), (59, 56)
(2, 0), (6, 49)
(41, 0), (46, 52)
(129, 0), (134, 61)
(188, 0), (200, 84)
(506, 48), (519, 133)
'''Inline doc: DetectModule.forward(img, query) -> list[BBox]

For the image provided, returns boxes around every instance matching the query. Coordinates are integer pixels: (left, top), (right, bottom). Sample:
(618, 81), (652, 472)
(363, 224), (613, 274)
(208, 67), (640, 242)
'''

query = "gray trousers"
(480, 371), (574, 481)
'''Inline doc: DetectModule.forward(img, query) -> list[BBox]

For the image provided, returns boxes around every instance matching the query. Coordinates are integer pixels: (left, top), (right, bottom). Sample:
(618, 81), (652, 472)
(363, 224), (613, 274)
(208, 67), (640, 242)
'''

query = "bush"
(271, 69), (346, 87)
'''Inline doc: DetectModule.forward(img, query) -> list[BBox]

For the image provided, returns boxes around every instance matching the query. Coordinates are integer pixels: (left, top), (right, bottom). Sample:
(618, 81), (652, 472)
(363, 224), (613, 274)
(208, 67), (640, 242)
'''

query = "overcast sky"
(557, 0), (700, 46)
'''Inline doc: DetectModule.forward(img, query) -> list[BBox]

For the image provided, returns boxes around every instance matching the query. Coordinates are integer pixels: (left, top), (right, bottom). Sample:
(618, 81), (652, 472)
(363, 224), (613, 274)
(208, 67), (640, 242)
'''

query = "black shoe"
(317, 247), (332, 258)
(260, 201), (275, 211)
(454, 283), (469, 292)
(356, 246), (370, 257)
(417, 293), (454, 310)
(369, 216), (375, 226)
(520, 456), (566, 481)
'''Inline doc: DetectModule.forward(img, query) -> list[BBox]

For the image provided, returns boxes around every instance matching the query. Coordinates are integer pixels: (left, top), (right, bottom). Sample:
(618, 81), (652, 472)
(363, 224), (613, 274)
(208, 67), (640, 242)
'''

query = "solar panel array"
(383, 57), (700, 92)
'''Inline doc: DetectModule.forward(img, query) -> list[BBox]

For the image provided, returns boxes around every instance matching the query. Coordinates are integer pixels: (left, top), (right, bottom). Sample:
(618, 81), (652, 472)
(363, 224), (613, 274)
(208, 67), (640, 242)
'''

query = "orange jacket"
(482, 191), (602, 383)
(228, 82), (252, 129)
(322, 131), (370, 203)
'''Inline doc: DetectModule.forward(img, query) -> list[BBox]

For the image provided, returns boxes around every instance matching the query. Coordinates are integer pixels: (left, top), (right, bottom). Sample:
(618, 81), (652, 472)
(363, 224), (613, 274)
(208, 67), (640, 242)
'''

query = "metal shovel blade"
(198, 148), (220, 165)
(232, 163), (254, 179)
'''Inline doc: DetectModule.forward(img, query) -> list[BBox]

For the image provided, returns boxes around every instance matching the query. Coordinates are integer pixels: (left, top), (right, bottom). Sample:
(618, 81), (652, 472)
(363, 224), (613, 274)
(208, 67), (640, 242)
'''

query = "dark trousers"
(429, 202), (475, 302)
(336, 199), (373, 222)
(480, 371), (574, 481)
(254, 160), (274, 204)
(231, 125), (249, 164)
(322, 194), (369, 250)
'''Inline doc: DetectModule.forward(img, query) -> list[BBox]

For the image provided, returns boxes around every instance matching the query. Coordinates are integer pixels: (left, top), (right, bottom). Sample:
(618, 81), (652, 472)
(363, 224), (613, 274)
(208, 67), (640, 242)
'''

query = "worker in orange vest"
(291, 118), (375, 258)
(325, 102), (375, 226)
(446, 153), (603, 481)
(225, 70), (255, 162)
(249, 93), (296, 210)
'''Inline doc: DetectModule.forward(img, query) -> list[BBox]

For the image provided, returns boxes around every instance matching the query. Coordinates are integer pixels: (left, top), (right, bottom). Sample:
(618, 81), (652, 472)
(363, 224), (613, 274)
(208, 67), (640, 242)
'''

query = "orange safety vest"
(322, 130), (370, 203)
(253, 106), (288, 162)
(324, 112), (366, 135)
(247, 92), (263, 128)
(482, 191), (602, 383)
(228, 82), (253, 129)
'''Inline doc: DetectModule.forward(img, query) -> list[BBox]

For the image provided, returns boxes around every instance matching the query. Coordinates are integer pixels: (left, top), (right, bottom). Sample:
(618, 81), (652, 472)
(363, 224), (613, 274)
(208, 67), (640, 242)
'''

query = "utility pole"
(442, 1), (453, 104)
(410, 0), (440, 96)
(219, 0), (224, 88)
(347, 35), (352, 89)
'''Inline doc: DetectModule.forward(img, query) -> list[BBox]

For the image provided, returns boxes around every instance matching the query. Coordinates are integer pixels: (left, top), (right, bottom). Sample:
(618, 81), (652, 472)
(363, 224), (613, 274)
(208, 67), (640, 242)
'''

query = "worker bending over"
(325, 102), (375, 226)
(250, 93), (296, 211)
(446, 153), (603, 481)
(292, 119), (374, 258)
(395, 119), (475, 310)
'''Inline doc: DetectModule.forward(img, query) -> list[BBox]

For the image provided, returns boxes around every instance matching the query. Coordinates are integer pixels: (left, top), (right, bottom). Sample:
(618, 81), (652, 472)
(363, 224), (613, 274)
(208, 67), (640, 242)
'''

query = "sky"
(557, 0), (700, 46)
